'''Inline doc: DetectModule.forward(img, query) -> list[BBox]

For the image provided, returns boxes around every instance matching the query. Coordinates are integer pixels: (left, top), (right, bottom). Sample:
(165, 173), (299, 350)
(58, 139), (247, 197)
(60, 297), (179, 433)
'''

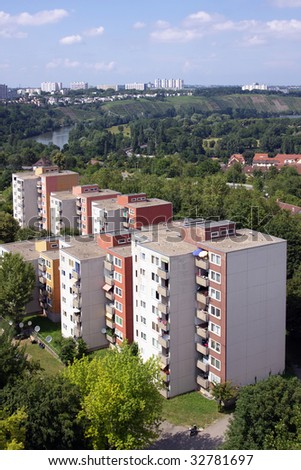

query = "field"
(23, 339), (64, 375)
(23, 314), (63, 355)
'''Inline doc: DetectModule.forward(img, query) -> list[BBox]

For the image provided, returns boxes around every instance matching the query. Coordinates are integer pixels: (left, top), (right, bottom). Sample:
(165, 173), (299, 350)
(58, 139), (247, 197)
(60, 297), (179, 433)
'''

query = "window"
(63, 310), (67, 317)
(140, 316), (146, 325)
(46, 273), (51, 281)
(141, 332), (147, 340)
(61, 269), (66, 276)
(115, 315), (123, 326)
(115, 300), (122, 312)
(210, 339), (221, 353)
(114, 286), (122, 297)
(209, 305), (221, 319)
(152, 321), (159, 332)
(209, 322), (221, 336)
(210, 356), (221, 370)
(46, 260), (51, 268)
(140, 252), (146, 260)
(140, 300), (146, 308)
(70, 315), (73, 322)
(209, 270), (221, 284)
(140, 284), (146, 294)
(115, 329), (123, 340)
(211, 231), (219, 239)
(62, 283), (66, 290)
(210, 253), (221, 266)
(151, 272), (159, 282)
(62, 297), (66, 303)
(209, 372), (221, 384)
(152, 305), (159, 315)
(63, 323), (67, 330)
(118, 238), (126, 245)
(114, 257), (122, 268)
(69, 259), (74, 267)
(209, 287), (221, 301)
(114, 272), (122, 283)
(140, 268), (146, 276)
(152, 338), (159, 348)
(151, 255), (159, 265)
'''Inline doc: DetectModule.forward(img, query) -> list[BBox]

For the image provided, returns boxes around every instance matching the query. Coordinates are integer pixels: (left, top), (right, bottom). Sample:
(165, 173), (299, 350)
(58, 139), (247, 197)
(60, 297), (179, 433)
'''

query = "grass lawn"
(24, 314), (62, 355)
(23, 339), (64, 376)
(162, 391), (221, 428)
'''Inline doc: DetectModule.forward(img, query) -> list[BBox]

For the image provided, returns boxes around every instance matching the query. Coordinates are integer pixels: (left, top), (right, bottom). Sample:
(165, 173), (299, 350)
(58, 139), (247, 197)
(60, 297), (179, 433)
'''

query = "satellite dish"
(45, 335), (52, 343)
(28, 321), (32, 326)
(19, 322), (24, 328)
(101, 328), (107, 334)
(34, 325), (40, 333)
(9, 321), (13, 326)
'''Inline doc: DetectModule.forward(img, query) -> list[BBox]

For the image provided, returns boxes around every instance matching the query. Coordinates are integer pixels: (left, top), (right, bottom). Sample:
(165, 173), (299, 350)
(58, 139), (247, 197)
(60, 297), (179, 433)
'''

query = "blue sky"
(1, 1), (301, 87)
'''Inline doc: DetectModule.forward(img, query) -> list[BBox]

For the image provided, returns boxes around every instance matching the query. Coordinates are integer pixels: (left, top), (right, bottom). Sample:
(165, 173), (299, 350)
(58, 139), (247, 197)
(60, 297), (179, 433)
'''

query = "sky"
(2, 0), (301, 88)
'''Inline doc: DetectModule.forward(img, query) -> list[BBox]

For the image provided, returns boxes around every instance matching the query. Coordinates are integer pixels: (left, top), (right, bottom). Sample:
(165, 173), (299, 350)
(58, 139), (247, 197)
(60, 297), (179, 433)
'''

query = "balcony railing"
(158, 319), (169, 332)
(196, 292), (209, 306)
(104, 275), (114, 286)
(196, 258), (209, 270)
(72, 270), (80, 281)
(196, 326), (209, 340)
(197, 359), (209, 373)
(106, 333), (116, 344)
(104, 260), (114, 272)
(159, 354), (170, 367)
(197, 375), (209, 390)
(105, 290), (114, 301)
(158, 302), (169, 315)
(106, 318), (114, 329)
(196, 309), (208, 322)
(196, 275), (209, 288)
(73, 298), (81, 309)
(158, 335), (170, 349)
(72, 284), (81, 295)
(106, 304), (115, 316)
(157, 267), (170, 280)
(158, 285), (169, 297)
(39, 276), (46, 284)
(196, 343), (208, 355)
(38, 262), (46, 272)
(160, 370), (170, 382)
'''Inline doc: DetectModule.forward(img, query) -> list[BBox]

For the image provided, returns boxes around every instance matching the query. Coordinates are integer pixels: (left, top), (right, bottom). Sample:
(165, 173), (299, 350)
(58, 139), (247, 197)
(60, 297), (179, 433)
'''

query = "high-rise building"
(132, 220), (286, 398)
(41, 82), (63, 93)
(70, 82), (88, 90)
(154, 79), (184, 90)
(125, 83), (146, 91)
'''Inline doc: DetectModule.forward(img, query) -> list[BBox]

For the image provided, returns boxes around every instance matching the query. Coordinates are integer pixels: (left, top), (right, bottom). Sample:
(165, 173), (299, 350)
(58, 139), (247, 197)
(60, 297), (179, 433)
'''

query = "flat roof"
(200, 229), (286, 253)
(50, 191), (77, 201)
(79, 189), (119, 199)
(60, 237), (106, 260)
(92, 199), (121, 211)
(0, 241), (40, 261)
(108, 245), (132, 257)
(41, 250), (60, 260)
(134, 227), (195, 257)
(126, 198), (171, 209)
(13, 172), (39, 180)
(40, 170), (78, 178)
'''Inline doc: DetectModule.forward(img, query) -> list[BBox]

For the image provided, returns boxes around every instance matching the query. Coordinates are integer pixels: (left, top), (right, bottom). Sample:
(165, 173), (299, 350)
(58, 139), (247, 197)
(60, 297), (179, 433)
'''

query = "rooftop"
(134, 226), (196, 257)
(41, 249), (60, 261)
(79, 189), (119, 199)
(126, 198), (171, 209)
(60, 237), (106, 260)
(92, 199), (121, 211)
(108, 244), (132, 257)
(50, 191), (77, 201)
(0, 241), (40, 261)
(13, 172), (39, 180)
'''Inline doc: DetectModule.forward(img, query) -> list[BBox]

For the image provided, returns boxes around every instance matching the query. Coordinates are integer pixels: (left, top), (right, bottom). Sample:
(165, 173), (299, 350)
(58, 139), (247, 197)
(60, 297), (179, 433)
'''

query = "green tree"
(0, 408), (27, 450)
(0, 252), (36, 324)
(223, 376), (301, 450)
(0, 211), (19, 243)
(65, 343), (162, 450)
(59, 337), (77, 365)
(211, 381), (238, 412)
(0, 328), (38, 389)
(0, 375), (87, 450)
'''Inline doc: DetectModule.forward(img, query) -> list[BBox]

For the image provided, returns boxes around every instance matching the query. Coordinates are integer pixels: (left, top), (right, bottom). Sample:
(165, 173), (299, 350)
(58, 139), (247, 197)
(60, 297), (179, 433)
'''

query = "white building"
(154, 78), (184, 90)
(12, 172), (39, 228)
(242, 83), (268, 91)
(41, 82), (62, 93)
(92, 199), (125, 235)
(70, 82), (88, 90)
(125, 82), (146, 91)
(59, 238), (108, 350)
(50, 191), (77, 235)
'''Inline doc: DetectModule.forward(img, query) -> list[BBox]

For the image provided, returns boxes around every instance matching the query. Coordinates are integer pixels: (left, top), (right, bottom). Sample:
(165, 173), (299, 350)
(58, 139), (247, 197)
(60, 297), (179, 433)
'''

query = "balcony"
(106, 333), (116, 344)
(106, 304), (115, 316)
(197, 359), (209, 373)
(39, 275), (46, 285)
(158, 335), (170, 349)
(196, 258), (209, 270)
(196, 292), (209, 306)
(196, 343), (208, 356)
(76, 198), (81, 207)
(197, 375), (209, 390)
(76, 208), (82, 215)
(73, 298), (81, 309)
(157, 267), (169, 280)
(104, 275), (114, 287)
(105, 290), (114, 301)
(196, 309), (208, 322)
(72, 270), (80, 281)
(72, 284), (81, 295)
(196, 275), (209, 288)
(159, 354), (170, 367)
(158, 302), (169, 315)
(158, 319), (169, 332)
(160, 370), (170, 382)
(123, 222), (130, 228)
(38, 261), (46, 272)
(104, 260), (114, 272)
(196, 326), (208, 340)
(158, 285), (169, 297)
(106, 318), (114, 329)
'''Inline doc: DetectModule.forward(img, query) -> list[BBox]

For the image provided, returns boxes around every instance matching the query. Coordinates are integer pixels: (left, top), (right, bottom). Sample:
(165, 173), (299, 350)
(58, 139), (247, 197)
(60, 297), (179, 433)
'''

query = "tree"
(0, 211), (19, 243)
(0, 375), (87, 450)
(59, 337), (88, 365)
(0, 252), (36, 324)
(223, 376), (301, 450)
(0, 408), (27, 450)
(0, 328), (38, 389)
(211, 381), (238, 412)
(65, 343), (162, 450)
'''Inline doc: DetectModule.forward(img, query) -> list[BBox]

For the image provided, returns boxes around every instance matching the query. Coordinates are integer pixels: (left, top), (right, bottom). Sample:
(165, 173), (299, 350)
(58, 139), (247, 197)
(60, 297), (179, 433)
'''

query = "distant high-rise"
(0, 84), (8, 99)
(70, 81), (88, 90)
(154, 78), (184, 90)
(125, 82), (146, 91)
(41, 82), (62, 93)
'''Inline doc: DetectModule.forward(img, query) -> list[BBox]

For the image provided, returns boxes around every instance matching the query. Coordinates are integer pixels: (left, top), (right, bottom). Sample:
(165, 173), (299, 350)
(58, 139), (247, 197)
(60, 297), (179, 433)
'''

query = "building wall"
(225, 242), (287, 386)
(130, 203), (173, 229)
(50, 196), (77, 235)
(12, 175), (39, 228)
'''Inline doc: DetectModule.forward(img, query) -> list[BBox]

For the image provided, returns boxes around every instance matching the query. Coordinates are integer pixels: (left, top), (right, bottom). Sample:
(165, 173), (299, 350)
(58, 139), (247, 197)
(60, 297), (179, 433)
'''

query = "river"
(34, 126), (73, 149)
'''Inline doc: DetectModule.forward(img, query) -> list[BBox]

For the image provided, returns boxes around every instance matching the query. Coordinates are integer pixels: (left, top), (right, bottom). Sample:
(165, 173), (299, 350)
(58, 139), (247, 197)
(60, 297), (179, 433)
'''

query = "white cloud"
(151, 27), (203, 43)
(155, 20), (170, 29)
(60, 34), (82, 45)
(270, 0), (301, 7)
(184, 11), (213, 25)
(243, 35), (267, 47)
(0, 9), (68, 26)
(266, 19), (301, 35)
(46, 58), (80, 69)
(133, 21), (146, 29)
(85, 61), (116, 71)
(85, 26), (105, 36)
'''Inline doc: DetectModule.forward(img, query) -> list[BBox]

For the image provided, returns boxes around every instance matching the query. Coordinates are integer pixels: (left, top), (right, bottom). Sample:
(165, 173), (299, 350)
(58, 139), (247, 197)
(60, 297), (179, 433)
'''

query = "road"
(150, 415), (231, 450)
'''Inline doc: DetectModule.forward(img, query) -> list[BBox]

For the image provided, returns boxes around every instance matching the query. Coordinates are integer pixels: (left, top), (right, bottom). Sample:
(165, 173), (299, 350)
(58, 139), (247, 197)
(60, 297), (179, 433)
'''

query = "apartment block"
(59, 238), (108, 350)
(12, 172), (40, 228)
(132, 220), (286, 398)
(50, 191), (78, 235)
(118, 193), (173, 230)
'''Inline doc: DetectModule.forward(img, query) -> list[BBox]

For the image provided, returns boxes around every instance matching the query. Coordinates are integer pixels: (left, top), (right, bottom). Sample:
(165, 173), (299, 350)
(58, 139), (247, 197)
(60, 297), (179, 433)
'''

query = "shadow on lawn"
(149, 431), (223, 450)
